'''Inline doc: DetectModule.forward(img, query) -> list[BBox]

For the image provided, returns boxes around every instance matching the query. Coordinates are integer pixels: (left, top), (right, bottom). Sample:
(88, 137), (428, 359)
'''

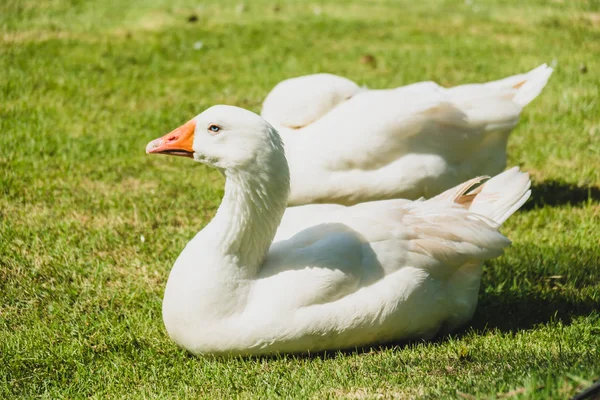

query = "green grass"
(1, 0), (599, 398)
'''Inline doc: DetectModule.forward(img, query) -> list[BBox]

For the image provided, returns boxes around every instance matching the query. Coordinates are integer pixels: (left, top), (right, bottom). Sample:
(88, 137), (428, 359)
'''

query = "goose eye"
(208, 124), (221, 133)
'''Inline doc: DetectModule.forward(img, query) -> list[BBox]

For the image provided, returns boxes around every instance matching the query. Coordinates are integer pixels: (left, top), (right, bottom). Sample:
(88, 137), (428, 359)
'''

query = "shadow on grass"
(451, 244), (599, 337)
(522, 180), (600, 210)
(468, 290), (599, 333)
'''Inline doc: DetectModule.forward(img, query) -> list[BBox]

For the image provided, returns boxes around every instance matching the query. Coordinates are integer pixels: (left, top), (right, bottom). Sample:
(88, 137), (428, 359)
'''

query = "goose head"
(146, 105), (287, 175)
(146, 105), (290, 272)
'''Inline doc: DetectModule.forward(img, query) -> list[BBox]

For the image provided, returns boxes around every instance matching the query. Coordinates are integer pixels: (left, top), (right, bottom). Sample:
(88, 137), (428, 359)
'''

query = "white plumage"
(261, 64), (551, 206)
(146, 105), (531, 356)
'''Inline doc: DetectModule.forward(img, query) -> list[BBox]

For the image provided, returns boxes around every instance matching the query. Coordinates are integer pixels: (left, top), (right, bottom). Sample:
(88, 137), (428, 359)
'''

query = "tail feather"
(448, 63), (553, 105)
(431, 167), (531, 225)
(442, 64), (552, 134)
(469, 167), (531, 225)
(511, 64), (553, 107)
(430, 175), (489, 207)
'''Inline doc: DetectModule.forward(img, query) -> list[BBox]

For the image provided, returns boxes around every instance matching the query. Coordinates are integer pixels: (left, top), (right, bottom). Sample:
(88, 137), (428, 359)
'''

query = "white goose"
(262, 64), (551, 206)
(146, 105), (531, 356)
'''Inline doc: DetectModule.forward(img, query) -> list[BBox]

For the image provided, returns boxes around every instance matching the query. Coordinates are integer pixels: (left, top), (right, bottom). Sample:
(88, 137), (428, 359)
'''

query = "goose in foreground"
(261, 64), (551, 206)
(146, 105), (531, 356)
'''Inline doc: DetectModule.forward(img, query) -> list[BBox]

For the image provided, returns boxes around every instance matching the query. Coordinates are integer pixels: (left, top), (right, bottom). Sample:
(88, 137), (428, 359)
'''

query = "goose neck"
(205, 159), (289, 275)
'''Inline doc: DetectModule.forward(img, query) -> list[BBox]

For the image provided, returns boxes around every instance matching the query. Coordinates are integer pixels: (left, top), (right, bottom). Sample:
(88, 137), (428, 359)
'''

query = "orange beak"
(146, 119), (196, 158)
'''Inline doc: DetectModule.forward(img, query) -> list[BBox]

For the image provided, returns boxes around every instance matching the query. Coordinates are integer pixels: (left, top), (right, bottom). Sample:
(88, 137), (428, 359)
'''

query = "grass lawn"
(1, 0), (599, 398)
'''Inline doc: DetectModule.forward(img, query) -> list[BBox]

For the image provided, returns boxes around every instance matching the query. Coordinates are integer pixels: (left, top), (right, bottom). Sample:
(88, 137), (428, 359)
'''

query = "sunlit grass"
(1, 0), (599, 398)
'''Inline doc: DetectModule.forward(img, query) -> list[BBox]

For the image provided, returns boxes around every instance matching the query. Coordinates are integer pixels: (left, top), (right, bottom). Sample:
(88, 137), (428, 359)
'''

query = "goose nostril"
(167, 135), (177, 142)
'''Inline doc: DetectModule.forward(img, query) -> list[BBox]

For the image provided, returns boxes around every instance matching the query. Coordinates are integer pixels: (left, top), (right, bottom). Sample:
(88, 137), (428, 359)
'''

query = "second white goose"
(261, 64), (551, 206)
